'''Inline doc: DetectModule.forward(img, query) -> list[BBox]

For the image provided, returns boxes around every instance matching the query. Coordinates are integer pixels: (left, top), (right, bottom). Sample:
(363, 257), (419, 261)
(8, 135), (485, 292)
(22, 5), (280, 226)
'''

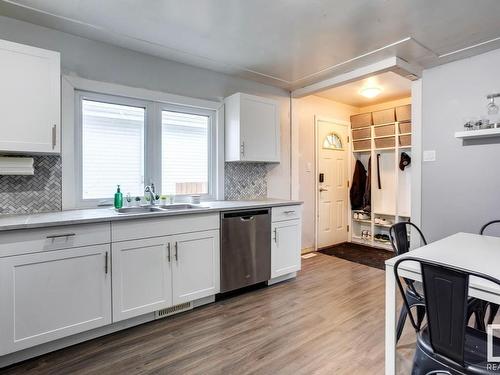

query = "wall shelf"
(455, 127), (500, 140)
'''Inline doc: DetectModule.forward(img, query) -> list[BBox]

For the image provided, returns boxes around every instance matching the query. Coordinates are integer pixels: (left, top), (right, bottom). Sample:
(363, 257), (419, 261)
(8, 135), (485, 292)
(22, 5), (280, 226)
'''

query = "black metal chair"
(480, 220), (500, 325)
(389, 222), (488, 341)
(394, 257), (500, 375)
(389, 222), (427, 341)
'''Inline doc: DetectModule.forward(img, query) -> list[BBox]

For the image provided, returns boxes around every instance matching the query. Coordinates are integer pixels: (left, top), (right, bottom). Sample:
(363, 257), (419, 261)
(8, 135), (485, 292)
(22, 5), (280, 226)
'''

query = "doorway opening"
(300, 71), (415, 253)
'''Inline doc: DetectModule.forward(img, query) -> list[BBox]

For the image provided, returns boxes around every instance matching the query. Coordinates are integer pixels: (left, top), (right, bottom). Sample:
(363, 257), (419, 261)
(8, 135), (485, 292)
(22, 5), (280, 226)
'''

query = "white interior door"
(316, 119), (348, 249)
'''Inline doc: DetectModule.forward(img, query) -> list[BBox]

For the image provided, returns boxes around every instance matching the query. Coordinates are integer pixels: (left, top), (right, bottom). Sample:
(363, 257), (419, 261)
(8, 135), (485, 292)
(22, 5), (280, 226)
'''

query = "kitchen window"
(76, 91), (216, 205)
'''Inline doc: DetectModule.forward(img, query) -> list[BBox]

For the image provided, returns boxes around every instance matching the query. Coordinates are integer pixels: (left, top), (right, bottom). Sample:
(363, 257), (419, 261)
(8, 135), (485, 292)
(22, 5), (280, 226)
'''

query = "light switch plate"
(423, 150), (436, 162)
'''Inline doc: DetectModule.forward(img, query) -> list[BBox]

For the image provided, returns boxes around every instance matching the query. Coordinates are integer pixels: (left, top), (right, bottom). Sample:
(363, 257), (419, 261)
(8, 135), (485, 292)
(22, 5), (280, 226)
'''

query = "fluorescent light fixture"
(360, 87), (381, 98)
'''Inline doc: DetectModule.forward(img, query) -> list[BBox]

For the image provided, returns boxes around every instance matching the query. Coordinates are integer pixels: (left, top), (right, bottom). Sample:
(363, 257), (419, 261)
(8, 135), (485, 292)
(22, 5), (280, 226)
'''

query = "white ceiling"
(1, 0), (500, 89)
(316, 71), (411, 107)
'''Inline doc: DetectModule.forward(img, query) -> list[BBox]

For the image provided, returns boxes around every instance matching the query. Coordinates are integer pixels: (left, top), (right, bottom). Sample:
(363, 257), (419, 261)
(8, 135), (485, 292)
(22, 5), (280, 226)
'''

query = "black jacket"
(350, 160), (367, 210)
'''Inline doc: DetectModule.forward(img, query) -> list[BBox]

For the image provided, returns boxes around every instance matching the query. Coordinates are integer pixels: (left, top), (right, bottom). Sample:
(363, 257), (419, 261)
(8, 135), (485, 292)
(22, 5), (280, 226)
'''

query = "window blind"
(82, 100), (145, 199)
(161, 110), (209, 195)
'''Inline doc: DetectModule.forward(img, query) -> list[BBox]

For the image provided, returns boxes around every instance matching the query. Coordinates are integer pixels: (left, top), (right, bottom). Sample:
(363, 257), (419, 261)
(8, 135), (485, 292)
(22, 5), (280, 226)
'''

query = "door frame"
(314, 116), (352, 251)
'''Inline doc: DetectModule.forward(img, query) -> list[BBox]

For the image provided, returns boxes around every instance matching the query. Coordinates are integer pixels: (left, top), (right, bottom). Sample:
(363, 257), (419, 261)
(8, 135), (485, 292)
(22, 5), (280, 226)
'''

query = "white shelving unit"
(455, 127), (500, 140)
(350, 106), (412, 251)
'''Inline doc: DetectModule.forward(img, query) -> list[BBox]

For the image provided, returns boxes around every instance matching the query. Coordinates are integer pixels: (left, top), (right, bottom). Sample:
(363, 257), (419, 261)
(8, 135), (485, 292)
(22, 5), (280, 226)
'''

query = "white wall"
(0, 15), (291, 199)
(421, 48), (500, 241)
(296, 95), (359, 251)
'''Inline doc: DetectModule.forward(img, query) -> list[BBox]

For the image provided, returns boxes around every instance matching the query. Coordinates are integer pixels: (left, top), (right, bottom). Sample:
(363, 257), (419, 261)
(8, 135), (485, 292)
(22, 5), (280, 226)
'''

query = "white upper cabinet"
(225, 93), (280, 162)
(0, 39), (61, 154)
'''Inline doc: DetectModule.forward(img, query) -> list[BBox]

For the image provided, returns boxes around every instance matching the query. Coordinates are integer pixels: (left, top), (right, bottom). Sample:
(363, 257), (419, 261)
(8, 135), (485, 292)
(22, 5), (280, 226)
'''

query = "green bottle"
(114, 185), (123, 209)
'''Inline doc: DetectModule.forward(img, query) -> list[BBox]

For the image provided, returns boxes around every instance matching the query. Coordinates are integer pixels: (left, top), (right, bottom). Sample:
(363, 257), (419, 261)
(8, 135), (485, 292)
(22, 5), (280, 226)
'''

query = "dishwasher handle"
(222, 209), (270, 219)
(240, 215), (254, 221)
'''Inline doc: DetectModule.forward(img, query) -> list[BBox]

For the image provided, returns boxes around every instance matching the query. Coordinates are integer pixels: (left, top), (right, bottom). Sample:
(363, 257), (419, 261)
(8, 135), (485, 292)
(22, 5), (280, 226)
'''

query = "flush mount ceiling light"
(360, 87), (382, 98)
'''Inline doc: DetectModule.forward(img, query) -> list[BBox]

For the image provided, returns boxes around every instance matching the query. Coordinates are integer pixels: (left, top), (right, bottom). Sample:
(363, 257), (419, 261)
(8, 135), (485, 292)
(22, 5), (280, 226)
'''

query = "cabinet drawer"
(112, 213), (219, 242)
(0, 223), (111, 257)
(272, 205), (302, 222)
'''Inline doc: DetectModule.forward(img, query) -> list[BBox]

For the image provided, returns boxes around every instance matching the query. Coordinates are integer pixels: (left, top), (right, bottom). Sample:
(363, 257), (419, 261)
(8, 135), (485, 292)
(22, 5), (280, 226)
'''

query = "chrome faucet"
(144, 183), (157, 205)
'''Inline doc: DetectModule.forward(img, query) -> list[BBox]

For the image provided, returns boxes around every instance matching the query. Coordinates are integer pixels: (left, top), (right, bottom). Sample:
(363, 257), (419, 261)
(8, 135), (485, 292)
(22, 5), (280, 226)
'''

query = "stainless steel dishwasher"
(220, 208), (271, 293)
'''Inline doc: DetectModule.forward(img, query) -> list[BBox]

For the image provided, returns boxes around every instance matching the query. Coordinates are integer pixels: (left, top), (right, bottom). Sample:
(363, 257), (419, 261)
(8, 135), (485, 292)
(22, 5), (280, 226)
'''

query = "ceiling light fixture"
(360, 87), (382, 98)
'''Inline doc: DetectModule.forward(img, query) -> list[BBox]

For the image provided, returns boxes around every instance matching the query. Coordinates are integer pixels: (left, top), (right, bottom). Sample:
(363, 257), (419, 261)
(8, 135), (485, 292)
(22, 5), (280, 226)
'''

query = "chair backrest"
(389, 222), (427, 256)
(394, 257), (500, 367)
(480, 220), (500, 236)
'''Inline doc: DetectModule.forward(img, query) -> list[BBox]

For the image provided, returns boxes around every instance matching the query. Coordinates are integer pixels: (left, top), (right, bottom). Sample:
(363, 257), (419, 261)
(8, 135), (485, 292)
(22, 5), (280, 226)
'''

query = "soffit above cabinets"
(316, 71), (411, 107)
(1, 0), (500, 89)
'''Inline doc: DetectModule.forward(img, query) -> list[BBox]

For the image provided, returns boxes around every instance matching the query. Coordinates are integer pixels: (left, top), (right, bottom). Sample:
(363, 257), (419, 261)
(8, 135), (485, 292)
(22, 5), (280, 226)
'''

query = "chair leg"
(488, 304), (500, 325)
(416, 306), (425, 329)
(474, 302), (487, 331)
(396, 304), (407, 342)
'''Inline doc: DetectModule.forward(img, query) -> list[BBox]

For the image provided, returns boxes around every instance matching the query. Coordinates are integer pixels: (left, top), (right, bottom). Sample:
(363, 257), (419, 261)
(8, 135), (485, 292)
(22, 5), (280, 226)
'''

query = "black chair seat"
(414, 326), (500, 374)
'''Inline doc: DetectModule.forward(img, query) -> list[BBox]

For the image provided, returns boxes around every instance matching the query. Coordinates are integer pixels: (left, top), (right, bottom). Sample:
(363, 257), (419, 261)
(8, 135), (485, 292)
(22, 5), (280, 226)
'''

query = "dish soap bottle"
(114, 185), (123, 209)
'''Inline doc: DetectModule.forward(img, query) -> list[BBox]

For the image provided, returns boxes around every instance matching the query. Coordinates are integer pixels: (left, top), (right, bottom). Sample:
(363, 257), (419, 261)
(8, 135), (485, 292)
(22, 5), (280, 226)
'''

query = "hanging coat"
(350, 160), (366, 210)
(363, 157), (371, 212)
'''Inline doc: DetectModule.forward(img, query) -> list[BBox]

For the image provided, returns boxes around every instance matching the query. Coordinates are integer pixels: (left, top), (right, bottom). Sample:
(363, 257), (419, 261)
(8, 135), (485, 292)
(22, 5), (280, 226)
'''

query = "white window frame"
(68, 80), (221, 208)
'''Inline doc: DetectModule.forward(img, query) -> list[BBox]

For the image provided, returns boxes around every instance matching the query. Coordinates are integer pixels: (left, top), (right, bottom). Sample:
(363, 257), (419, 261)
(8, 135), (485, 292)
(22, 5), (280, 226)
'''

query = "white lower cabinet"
(112, 237), (173, 322)
(112, 229), (220, 322)
(0, 245), (111, 355)
(271, 219), (302, 278)
(171, 230), (220, 305)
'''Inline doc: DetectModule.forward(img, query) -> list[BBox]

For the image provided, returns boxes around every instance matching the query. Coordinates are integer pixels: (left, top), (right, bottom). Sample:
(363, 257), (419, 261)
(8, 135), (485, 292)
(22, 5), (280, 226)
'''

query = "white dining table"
(385, 232), (500, 375)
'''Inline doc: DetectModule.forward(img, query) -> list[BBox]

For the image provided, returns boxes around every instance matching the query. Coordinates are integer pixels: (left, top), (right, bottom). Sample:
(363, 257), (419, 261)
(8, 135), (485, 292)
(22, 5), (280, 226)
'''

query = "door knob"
(319, 187), (329, 192)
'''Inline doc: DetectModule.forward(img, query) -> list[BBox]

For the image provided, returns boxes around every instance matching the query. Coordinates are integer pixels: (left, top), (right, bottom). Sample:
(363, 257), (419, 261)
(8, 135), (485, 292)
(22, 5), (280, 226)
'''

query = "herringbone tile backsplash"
(224, 162), (267, 200)
(0, 156), (62, 215)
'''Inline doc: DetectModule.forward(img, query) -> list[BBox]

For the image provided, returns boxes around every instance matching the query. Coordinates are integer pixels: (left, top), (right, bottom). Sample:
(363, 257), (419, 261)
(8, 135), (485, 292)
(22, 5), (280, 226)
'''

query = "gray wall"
(421, 48), (500, 241)
(0, 15), (291, 213)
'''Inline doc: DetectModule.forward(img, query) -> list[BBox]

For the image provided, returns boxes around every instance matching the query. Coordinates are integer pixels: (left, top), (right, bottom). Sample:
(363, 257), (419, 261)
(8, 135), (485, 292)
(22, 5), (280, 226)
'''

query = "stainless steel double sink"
(116, 204), (201, 214)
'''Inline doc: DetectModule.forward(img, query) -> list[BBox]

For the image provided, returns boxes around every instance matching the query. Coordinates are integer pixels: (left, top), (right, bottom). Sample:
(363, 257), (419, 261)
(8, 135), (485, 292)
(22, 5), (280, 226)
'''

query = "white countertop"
(0, 199), (302, 231)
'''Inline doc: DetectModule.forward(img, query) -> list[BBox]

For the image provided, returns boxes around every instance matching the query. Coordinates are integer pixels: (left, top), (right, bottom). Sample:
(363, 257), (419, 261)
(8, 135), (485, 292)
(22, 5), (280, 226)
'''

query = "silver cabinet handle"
(52, 124), (57, 149)
(273, 227), (277, 242)
(167, 243), (171, 262)
(240, 141), (245, 156)
(105, 251), (109, 274)
(46, 233), (76, 239)
(174, 242), (178, 261)
(283, 210), (295, 214)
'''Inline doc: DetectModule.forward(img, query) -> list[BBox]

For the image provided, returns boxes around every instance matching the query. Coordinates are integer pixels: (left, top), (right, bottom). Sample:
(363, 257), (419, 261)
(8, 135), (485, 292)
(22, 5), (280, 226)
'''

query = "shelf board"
(353, 219), (372, 224)
(352, 137), (371, 141)
(374, 135), (395, 139)
(374, 147), (395, 151)
(374, 212), (396, 217)
(399, 145), (412, 149)
(353, 149), (371, 153)
(374, 223), (393, 228)
(399, 132), (412, 136)
(455, 127), (500, 139)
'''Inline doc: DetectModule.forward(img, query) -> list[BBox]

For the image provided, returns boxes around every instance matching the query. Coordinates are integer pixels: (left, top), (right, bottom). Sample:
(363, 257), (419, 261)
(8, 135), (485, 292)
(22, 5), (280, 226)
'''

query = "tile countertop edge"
(0, 200), (303, 232)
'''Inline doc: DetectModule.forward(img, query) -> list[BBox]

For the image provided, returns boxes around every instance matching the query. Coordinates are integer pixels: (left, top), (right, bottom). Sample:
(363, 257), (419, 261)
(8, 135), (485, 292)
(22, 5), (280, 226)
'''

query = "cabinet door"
(271, 220), (302, 278)
(171, 230), (220, 305)
(240, 94), (280, 162)
(0, 39), (60, 154)
(112, 237), (172, 322)
(0, 245), (111, 355)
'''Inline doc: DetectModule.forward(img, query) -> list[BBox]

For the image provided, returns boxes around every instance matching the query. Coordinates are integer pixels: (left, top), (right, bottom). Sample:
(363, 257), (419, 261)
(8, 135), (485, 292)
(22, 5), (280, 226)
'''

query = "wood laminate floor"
(1, 253), (415, 375)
